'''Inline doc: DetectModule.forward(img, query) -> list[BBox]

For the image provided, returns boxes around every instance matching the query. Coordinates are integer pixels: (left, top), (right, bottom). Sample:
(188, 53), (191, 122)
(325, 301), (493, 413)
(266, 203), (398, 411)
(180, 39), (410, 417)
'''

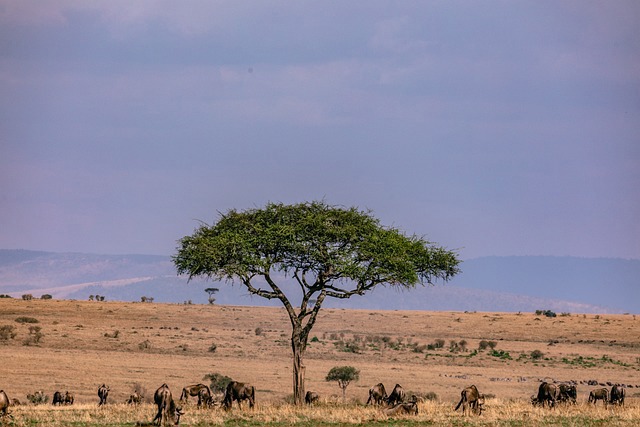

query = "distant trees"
(174, 201), (460, 404)
(204, 288), (219, 305)
(325, 366), (360, 402)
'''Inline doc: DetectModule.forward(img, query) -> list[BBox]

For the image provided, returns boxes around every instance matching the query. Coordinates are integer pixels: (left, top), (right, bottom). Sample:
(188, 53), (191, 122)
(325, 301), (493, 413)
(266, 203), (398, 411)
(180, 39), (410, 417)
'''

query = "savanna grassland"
(0, 298), (639, 426)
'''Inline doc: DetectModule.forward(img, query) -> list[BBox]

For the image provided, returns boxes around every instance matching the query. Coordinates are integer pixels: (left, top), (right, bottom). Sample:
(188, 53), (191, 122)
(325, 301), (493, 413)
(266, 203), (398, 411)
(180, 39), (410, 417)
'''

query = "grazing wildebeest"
(127, 391), (142, 405)
(366, 383), (387, 405)
(64, 391), (74, 405)
(180, 384), (211, 404)
(98, 384), (110, 406)
(222, 381), (255, 410)
(384, 400), (418, 416)
(153, 384), (184, 426)
(52, 391), (64, 406)
(610, 385), (625, 406)
(558, 384), (577, 404)
(589, 388), (609, 407)
(536, 382), (560, 408)
(10, 398), (21, 406)
(197, 388), (213, 408)
(455, 385), (484, 416)
(305, 391), (319, 405)
(386, 384), (406, 406)
(0, 390), (10, 417)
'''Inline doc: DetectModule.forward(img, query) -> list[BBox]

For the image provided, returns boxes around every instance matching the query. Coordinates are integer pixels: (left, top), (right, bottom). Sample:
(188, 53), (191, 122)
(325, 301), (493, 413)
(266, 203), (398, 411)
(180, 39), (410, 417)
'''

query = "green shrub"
(15, 316), (39, 324)
(203, 372), (233, 393)
(531, 349), (545, 360)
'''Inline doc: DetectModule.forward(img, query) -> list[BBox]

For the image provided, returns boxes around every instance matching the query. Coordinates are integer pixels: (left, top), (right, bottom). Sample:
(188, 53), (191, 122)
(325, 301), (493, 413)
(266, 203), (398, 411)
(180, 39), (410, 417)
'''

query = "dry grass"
(0, 299), (639, 425)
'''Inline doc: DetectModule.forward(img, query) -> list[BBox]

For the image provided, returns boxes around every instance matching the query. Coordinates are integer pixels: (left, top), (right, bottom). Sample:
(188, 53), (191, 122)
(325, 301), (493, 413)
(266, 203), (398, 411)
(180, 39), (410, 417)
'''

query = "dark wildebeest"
(153, 384), (184, 426)
(558, 384), (577, 405)
(52, 391), (64, 406)
(197, 388), (213, 408)
(589, 388), (609, 407)
(305, 391), (319, 405)
(222, 381), (255, 410)
(179, 384), (211, 404)
(366, 383), (387, 405)
(98, 384), (110, 406)
(386, 384), (406, 406)
(536, 382), (560, 408)
(610, 385), (625, 406)
(0, 390), (10, 418)
(384, 401), (418, 416)
(455, 385), (484, 416)
(64, 391), (74, 405)
(127, 391), (142, 405)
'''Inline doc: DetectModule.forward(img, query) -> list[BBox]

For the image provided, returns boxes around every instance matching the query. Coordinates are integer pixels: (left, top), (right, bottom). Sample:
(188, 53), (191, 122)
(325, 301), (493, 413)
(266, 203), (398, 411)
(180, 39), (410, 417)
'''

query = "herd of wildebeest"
(0, 377), (629, 425)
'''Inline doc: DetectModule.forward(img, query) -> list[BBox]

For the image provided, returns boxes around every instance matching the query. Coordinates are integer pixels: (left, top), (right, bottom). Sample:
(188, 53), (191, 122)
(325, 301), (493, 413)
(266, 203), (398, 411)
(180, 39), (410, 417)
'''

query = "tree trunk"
(292, 332), (306, 405)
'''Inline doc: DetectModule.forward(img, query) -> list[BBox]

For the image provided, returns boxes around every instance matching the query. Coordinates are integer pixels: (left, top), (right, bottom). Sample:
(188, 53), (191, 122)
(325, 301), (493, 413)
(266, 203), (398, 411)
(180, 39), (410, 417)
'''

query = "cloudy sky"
(1, 1), (638, 260)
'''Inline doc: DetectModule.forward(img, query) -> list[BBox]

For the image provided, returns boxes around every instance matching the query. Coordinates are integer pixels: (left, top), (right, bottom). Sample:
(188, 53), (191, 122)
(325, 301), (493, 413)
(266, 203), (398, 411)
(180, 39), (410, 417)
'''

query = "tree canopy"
(174, 201), (460, 404)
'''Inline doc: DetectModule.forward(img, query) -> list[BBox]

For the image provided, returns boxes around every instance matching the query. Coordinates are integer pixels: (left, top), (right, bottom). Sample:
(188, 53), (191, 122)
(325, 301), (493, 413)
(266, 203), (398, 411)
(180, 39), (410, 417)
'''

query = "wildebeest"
(588, 388), (609, 407)
(98, 384), (110, 406)
(0, 390), (10, 417)
(64, 391), (74, 405)
(10, 398), (20, 406)
(305, 391), (319, 405)
(536, 382), (560, 408)
(52, 391), (64, 406)
(558, 384), (577, 404)
(455, 385), (484, 416)
(153, 384), (184, 426)
(222, 381), (255, 410)
(384, 401), (418, 416)
(386, 384), (406, 406)
(197, 388), (213, 408)
(610, 385), (625, 406)
(366, 383), (387, 405)
(179, 384), (211, 404)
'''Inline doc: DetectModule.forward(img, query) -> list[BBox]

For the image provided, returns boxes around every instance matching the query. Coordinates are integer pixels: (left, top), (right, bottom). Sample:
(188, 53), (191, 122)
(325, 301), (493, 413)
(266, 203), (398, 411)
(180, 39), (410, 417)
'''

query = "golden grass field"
(1, 298), (639, 426)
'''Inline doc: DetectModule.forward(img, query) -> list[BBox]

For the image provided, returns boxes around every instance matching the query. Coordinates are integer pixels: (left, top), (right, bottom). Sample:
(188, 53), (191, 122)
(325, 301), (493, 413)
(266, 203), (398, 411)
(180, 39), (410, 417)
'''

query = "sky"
(1, 1), (639, 261)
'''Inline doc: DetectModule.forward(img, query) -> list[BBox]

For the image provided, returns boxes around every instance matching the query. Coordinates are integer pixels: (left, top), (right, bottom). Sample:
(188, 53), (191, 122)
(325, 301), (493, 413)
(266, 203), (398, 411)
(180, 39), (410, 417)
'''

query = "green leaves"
(174, 200), (460, 293)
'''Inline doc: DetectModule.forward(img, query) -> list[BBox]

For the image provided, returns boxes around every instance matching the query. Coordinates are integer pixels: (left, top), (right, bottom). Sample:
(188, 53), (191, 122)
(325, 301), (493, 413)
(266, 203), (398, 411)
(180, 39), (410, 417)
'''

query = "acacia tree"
(326, 366), (360, 402)
(173, 201), (460, 404)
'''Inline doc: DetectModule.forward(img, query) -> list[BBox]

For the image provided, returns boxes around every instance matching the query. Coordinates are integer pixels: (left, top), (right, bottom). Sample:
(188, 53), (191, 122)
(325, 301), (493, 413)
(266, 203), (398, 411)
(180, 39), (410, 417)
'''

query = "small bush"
(15, 316), (39, 324)
(138, 340), (151, 350)
(23, 325), (44, 345)
(203, 372), (233, 393)
(104, 330), (120, 339)
(0, 294), (13, 298)
(310, 336), (320, 343)
(208, 342), (217, 353)
(0, 325), (17, 342)
(531, 349), (545, 360)
(255, 327), (263, 336)
(27, 391), (49, 405)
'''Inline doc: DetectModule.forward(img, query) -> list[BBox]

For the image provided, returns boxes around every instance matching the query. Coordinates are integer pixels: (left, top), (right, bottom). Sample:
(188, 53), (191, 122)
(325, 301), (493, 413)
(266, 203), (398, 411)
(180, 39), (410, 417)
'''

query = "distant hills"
(0, 249), (637, 314)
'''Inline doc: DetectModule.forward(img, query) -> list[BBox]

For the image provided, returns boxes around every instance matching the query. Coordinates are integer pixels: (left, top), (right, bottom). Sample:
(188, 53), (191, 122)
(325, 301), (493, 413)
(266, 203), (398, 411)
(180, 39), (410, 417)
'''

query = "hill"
(0, 250), (638, 313)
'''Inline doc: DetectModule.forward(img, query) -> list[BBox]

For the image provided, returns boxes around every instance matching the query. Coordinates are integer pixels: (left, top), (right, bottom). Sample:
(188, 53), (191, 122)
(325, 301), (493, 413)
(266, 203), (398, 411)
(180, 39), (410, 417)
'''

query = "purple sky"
(1, 1), (639, 260)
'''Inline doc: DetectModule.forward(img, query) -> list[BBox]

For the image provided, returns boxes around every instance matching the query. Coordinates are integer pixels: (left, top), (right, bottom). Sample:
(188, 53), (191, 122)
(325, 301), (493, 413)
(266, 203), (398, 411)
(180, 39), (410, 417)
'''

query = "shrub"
(310, 336), (320, 343)
(104, 330), (120, 339)
(255, 327), (263, 336)
(0, 294), (13, 298)
(0, 325), (17, 342)
(15, 316), (38, 324)
(27, 390), (49, 405)
(531, 349), (545, 360)
(23, 326), (44, 345)
(208, 342), (217, 353)
(138, 340), (151, 350)
(434, 338), (445, 348)
(203, 372), (233, 393)
(478, 340), (490, 350)
(40, 294), (52, 300)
